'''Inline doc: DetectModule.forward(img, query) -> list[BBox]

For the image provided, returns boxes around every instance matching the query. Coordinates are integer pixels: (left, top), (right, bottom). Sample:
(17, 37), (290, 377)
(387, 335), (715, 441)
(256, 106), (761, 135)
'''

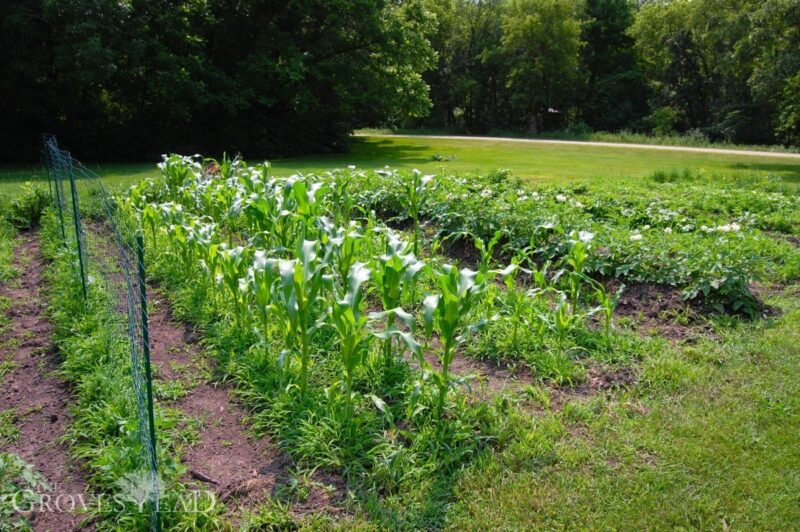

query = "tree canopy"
(420, 0), (800, 146)
(1, 0), (798, 161)
(0, 0), (435, 161)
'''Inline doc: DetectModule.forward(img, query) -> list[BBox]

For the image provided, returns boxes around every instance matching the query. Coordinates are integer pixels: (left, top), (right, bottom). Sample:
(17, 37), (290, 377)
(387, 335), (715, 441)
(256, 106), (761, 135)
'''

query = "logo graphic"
(115, 470), (165, 512)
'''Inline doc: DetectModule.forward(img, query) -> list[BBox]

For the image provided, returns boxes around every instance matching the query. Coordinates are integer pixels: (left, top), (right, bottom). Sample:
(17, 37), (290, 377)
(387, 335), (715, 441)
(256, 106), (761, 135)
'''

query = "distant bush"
(8, 182), (50, 229)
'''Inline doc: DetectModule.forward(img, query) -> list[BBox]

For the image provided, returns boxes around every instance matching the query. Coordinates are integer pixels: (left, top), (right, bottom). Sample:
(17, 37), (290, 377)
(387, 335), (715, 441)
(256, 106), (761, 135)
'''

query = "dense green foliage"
(0, 0), (435, 161)
(112, 153), (798, 526)
(419, 0), (800, 146)
(4, 0), (799, 163)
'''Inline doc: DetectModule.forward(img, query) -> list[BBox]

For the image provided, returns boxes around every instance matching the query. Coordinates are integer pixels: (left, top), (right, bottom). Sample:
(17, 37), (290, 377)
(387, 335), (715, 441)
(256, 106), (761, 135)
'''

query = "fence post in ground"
(136, 233), (161, 532)
(41, 137), (53, 203)
(65, 153), (88, 299)
(51, 148), (67, 243)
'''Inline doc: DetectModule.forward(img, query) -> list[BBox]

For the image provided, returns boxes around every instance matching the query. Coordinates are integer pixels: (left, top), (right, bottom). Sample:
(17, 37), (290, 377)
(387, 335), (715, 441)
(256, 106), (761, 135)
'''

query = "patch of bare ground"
(409, 337), (534, 400)
(765, 230), (800, 247)
(412, 338), (639, 411)
(0, 231), (90, 531)
(748, 282), (787, 318)
(609, 281), (716, 341)
(549, 365), (638, 410)
(146, 291), (345, 522)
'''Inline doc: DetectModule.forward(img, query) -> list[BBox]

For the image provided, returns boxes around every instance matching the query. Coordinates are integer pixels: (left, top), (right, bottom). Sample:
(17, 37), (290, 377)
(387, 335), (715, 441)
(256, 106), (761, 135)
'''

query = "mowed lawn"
(3, 135), (800, 196)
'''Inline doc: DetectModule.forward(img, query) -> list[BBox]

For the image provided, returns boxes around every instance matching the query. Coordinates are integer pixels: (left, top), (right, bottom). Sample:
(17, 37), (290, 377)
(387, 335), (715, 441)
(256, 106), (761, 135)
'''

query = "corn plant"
(217, 245), (251, 327)
(474, 229), (504, 281)
(274, 240), (331, 395)
(593, 282), (624, 336)
(320, 220), (365, 285)
(559, 231), (594, 308)
(141, 203), (160, 251)
(189, 221), (221, 304)
(330, 169), (355, 227)
(497, 260), (527, 346)
(329, 262), (371, 411)
(166, 221), (196, 276)
(282, 176), (328, 239)
(248, 250), (283, 375)
(159, 154), (199, 199)
(535, 291), (583, 347)
(423, 265), (486, 418)
(391, 169), (437, 255)
(372, 231), (425, 367)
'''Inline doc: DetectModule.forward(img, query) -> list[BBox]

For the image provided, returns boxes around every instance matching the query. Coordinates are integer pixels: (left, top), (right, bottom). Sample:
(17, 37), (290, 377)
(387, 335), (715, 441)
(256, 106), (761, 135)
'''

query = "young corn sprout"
(273, 240), (331, 395)
(534, 291), (584, 347)
(592, 282), (624, 337)
(473, 229), (504, 281)
(372, 231), (425, 367)
(497, 256), (527, 346)
(560, 230), (594, 309)
(249, 249), (280, 355)
(423, 265), (487, 418)
(387, 168), (438, 256)
(329, 262), (371, 412)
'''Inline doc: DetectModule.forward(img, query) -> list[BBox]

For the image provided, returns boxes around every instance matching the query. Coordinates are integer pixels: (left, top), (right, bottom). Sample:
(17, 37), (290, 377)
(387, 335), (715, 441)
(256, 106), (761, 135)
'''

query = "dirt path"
(0, 231), (89, 531)
(146, 291), (343, 521)
(361, 133), (800, 159)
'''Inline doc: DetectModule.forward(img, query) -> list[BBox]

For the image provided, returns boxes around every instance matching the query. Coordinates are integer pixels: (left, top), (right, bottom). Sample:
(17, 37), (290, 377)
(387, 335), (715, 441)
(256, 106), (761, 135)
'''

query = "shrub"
(8, 182), (50, 229)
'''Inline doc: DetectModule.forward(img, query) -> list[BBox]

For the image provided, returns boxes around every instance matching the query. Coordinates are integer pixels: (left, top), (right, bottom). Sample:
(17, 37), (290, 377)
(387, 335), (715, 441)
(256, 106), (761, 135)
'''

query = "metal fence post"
(52, 150), (67, 243)
(41, 138), (53, 203)
(136, 233), (161, 532)
(65, 153), (88, 299)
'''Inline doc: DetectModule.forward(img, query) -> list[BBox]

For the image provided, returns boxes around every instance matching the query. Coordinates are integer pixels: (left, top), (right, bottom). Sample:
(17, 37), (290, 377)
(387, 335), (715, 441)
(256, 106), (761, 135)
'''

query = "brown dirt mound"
(610, 282), (714, 341)
(0, 231), (90, 531)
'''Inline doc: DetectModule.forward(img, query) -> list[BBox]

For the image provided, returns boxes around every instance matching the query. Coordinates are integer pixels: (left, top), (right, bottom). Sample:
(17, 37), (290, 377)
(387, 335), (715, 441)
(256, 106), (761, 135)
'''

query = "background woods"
(2, 0), (799, 162)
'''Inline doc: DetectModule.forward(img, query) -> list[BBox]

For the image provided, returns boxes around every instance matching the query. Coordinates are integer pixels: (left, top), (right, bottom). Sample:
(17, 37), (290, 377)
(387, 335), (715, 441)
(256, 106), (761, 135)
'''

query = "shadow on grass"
(274, 138), (434, 170)
(725, 162), (800, 181)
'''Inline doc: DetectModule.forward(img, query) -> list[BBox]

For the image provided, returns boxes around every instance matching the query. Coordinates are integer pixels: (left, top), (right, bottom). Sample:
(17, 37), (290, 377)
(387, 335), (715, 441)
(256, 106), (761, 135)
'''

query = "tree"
(739, 0), (800, 145)
(0, 0), (437, 161)
(501, 0), (584, 132)
(422, 0), (507, 131)
(580, 0), (648, 131)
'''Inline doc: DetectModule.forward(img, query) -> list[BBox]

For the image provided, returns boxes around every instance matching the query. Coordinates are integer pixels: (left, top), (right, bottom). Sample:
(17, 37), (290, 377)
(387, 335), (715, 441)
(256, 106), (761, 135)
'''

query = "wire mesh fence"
(42, 135), (161, 531)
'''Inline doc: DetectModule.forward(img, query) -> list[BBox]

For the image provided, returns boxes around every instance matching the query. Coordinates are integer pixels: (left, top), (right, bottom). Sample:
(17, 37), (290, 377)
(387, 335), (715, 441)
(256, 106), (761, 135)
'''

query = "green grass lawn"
(447, 297), (800, 529)
(3, 135), (800, 196)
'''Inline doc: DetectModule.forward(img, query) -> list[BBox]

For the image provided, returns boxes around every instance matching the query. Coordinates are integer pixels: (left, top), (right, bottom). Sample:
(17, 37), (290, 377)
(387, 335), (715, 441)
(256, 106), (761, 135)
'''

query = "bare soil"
(146, 292), (344, 521)
(0, 231), (90, 531)
(609, 282), (714, 341)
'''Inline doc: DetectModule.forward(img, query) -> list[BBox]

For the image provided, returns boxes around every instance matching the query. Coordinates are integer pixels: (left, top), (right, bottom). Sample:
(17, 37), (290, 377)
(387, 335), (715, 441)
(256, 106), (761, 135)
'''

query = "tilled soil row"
(0, 231), (89, 531)
(146, 291), (344, 521)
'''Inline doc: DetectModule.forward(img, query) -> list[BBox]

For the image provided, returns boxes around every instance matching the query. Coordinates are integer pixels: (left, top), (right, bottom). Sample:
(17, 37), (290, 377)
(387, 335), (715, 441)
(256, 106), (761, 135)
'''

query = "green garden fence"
(42, 135), (161, 531)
